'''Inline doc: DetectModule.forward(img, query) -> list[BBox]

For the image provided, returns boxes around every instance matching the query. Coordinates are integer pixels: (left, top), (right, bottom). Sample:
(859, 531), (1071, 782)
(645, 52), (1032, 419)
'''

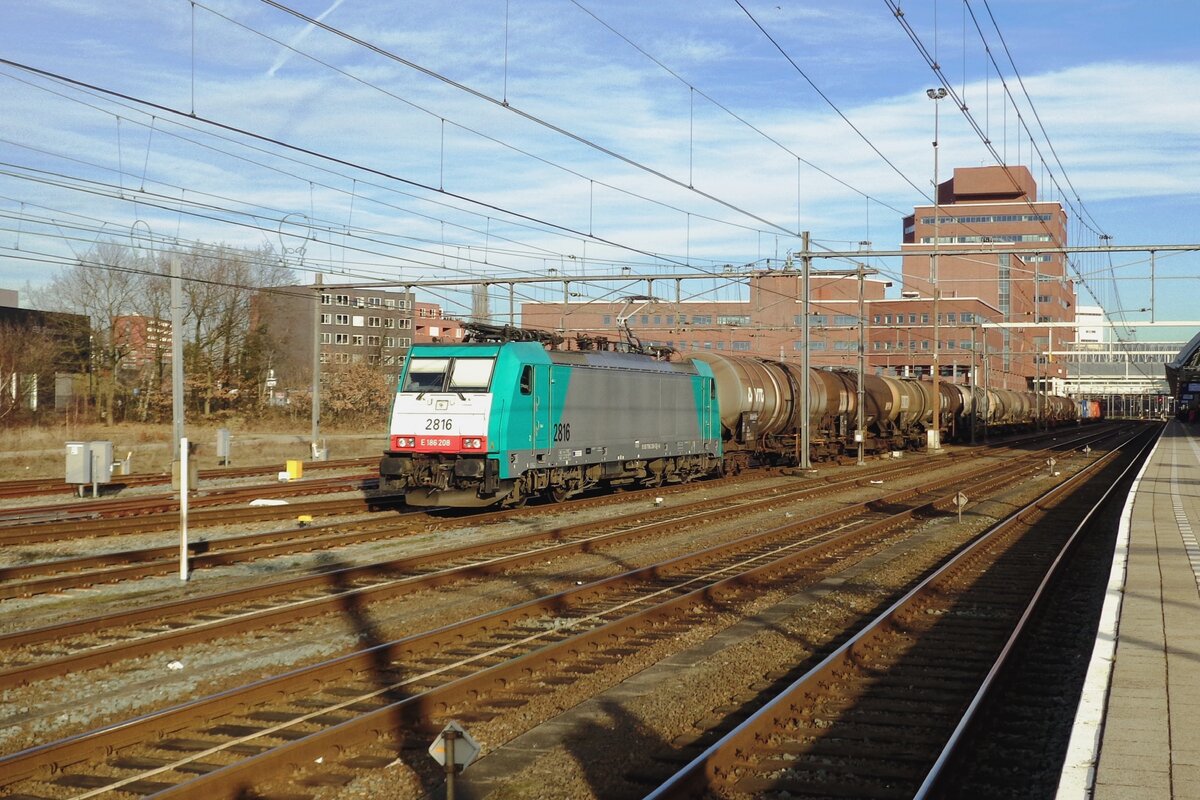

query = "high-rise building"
(901, 165), (1075, 392)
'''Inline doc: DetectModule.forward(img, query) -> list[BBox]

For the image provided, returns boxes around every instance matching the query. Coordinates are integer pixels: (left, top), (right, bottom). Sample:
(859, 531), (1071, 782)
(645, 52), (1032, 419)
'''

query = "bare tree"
(0, 321), (60, 421)
(33, 241), (144, 425)
(177, 243), (293, 416)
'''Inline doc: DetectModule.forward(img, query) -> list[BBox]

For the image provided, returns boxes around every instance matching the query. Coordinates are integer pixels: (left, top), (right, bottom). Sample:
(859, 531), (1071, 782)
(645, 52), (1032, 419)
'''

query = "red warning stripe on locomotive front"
(415, 435), (462, 452)
(391, 434), (487, 453)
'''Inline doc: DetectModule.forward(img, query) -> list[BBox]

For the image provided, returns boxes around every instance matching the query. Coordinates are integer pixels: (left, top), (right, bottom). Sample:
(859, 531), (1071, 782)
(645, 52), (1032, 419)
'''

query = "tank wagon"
(381, 338), (1088, 507)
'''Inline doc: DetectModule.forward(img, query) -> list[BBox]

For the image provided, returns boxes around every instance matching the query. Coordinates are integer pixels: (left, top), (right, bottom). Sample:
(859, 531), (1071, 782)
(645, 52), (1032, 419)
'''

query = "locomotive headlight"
(392, 435), (416, 449)
(463, 438), (483, 449)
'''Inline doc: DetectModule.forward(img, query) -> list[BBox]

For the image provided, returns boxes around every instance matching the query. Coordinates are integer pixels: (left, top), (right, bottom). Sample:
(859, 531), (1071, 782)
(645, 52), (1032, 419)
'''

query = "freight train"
(379, 332), (1094, 508)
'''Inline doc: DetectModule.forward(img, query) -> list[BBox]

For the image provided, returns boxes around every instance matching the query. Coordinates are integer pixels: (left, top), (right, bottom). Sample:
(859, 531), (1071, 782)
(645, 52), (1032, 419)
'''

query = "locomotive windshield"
(449, 358), (495, 392)
(401, 357), (495, 393)
(402, 358), (449, 392)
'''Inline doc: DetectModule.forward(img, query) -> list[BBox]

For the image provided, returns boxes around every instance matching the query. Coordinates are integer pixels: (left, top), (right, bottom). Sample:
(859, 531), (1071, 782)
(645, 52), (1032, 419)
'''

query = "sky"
(1, 0), (1198, 340)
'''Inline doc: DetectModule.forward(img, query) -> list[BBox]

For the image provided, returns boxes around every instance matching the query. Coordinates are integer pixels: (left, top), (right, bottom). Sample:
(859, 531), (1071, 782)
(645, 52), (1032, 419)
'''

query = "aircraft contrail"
(267, 0), (347, 77)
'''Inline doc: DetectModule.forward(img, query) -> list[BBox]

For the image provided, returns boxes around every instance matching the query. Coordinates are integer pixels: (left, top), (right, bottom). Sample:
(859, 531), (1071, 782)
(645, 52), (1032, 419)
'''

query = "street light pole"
(926, 87), (947, 451)
(800, 231), (812, 470)
(856, 263), (865, 465)
(311, 274), (323, 460)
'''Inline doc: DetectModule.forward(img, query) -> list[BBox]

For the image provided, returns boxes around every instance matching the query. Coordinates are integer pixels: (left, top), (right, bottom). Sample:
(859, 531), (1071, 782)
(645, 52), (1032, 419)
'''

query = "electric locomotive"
(379, 339), (722, 507)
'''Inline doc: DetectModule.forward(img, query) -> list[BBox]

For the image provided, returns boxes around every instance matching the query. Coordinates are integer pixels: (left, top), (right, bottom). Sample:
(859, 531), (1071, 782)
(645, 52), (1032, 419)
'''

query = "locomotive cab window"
(402, 358), (450, 392)
(449, 358), (495, 392)
(519, 365), (533, 395)
(401, 357), (495, 393)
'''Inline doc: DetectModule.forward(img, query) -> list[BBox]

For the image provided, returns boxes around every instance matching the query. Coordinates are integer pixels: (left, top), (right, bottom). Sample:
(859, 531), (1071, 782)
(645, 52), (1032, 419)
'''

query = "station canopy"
(1165, 330), (1200, 399)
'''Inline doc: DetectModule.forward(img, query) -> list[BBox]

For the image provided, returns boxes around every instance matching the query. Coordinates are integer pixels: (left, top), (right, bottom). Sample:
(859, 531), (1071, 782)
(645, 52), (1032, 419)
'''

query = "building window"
(352, 334), (364, 346)
(319, 333), (331, 344)
(602, 315), (612, 325)
(384, 318), (395, 328)
(872, 314), (881, 324)
(398, 337), (411, 348)
(884, 315), (892, 324)
(692, 315), (713, 325)
(368, 297), (381, 307)
(398, 299), (411, 311)
(834, 314), (858, 326)
(334, 333), (349, 345)
(334, 314), (349, 325)
(921, 313), (930, 324)
(319, 352), (330, 363)
(921, 341), (929, 350)
(908, 314), (917, 324)
(717, 315), (751, 326)
(320, 313), (332, 325)
(961, 312), (975, 323)
(399, 318), (412, 329)
(355, 297), (366, 308)
(946, 313), (957, 323)
(367, 335), (381, 346)
(368, 316), (381, 327)
(732, 341), (750, 351)
(334, 352), (350, 364)
(336, 295), (349, 306)
(320, 294), (332, 305)
(384, 298), (395, 309)
(368, 354), (379, 364)
(384, 337), (396, 348)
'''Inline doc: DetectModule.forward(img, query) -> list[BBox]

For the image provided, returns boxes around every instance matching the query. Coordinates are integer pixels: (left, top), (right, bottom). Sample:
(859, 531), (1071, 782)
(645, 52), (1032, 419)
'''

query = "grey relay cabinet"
(66, 440), (114, 497)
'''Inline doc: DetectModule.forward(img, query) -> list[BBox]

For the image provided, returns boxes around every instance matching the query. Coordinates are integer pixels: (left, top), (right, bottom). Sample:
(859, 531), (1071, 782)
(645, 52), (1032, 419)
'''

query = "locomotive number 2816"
(424, 418), (453, 431)
(552, 422), (571, 442)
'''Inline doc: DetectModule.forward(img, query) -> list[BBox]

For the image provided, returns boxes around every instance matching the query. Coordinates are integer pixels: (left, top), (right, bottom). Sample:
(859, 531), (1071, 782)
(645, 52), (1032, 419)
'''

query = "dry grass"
(0, 422), (387, 480)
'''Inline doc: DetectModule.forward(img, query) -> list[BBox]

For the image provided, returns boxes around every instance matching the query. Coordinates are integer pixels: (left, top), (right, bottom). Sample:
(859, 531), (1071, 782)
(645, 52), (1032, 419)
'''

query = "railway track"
(0, 426), (1120, 595)
(644, 424), (1155, 800)
(0, 474), (385, 545)
(0, 430), (1113, 686)
(0, 448), (957, 599)
(0, 456), (377, 500)
(0, 429), (1121, 798)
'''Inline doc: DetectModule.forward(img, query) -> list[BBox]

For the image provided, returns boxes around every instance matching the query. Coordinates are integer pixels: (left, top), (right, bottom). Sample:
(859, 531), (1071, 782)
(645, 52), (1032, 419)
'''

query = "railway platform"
(1059, 419), (1200, 799)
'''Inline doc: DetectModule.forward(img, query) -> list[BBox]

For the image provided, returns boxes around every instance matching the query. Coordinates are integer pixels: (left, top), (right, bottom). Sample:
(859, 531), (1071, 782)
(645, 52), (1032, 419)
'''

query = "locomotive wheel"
(548, 487), (568, 503)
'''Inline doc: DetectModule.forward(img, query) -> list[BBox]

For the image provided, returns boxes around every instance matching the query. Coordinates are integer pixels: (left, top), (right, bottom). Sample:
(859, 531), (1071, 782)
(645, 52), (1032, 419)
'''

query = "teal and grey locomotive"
(378, 341), (723, 507)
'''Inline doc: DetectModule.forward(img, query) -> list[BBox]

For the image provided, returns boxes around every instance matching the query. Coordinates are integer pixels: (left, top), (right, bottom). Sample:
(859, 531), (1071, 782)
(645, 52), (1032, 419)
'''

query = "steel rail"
(642, 425), (1155, 799)
(0, 425), (1119, 595)
(0, 478), (386, 545)
(0, 443), (1084, 795)
(0, 439), (1080, 687)
(132, 443), (1089, 799)
(0, 457), (377, 499)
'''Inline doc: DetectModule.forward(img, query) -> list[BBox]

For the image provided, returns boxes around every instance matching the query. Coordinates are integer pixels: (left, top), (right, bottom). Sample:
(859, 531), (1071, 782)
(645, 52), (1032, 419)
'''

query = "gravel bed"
(323, 453), (1096, 799)
(1, 470), (853, 750)
(0, 445), (1069, 795)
